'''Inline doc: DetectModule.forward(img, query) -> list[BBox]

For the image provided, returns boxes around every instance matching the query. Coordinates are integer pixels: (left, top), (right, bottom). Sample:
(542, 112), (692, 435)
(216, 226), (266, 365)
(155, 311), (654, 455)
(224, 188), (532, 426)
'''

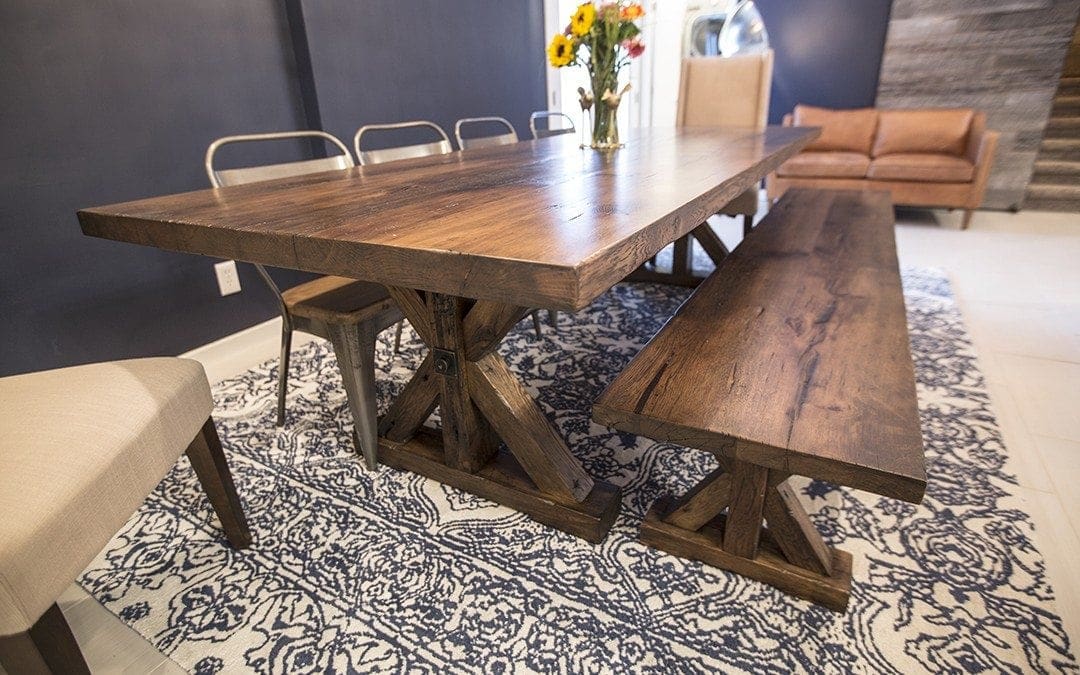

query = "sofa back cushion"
(794, 105), (878, 154)
(872, 109), (974, 158)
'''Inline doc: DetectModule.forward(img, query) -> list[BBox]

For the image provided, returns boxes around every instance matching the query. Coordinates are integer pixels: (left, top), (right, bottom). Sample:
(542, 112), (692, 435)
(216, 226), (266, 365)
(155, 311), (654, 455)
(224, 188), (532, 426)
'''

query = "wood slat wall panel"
(876, 0), (1080, 209)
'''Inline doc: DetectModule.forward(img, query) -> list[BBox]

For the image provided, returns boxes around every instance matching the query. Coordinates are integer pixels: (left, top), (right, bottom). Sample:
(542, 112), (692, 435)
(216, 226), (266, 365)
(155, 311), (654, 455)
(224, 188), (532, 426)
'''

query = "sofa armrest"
(967, 130), (999, 208)
(782, 113), (793, 127)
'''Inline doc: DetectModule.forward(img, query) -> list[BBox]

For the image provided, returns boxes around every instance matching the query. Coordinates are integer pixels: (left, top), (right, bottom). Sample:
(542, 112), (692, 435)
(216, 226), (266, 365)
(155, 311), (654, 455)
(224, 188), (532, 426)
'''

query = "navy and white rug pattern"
(79, 268), (1077, 673)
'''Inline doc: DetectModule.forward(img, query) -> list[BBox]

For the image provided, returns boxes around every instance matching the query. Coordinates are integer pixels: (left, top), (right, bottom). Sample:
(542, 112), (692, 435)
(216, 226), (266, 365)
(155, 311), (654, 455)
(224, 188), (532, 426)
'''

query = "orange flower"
(620, 3), (644, 20)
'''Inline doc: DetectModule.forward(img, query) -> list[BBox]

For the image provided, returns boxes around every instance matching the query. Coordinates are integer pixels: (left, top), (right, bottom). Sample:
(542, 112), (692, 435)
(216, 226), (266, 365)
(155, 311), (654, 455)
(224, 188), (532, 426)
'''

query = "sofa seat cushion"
(867, 153), (975, 183)
(872, 109), (974, 157)
(794, 105), (878, 154)
(777, 151), (870, 179)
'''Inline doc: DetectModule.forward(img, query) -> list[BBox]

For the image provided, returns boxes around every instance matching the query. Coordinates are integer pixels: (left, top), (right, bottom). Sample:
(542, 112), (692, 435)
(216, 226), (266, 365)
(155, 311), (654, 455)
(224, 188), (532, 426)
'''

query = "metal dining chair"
(205, 130), (402, 469)
(529, 111), (576, 139)
(353, 121), (455, 352)
(454, 116), (519, 150)
(452, 117), (553, 336)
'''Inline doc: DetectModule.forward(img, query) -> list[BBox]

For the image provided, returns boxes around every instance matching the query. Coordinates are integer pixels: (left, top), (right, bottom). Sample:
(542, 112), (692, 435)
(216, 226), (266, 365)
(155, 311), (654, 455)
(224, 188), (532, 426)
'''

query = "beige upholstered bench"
(0, 357), (251, 673)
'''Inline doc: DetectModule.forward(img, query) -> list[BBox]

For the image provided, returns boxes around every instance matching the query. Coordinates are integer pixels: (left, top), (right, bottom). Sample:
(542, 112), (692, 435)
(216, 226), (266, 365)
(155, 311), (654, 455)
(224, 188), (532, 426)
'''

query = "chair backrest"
(529, 111), (576, 139)
(454, 116), (518, 150)
(676, 50), (774, 129)
(204, 130), (354, 311)
(353, 120), (453, 165)
(204, 130), (354, 188)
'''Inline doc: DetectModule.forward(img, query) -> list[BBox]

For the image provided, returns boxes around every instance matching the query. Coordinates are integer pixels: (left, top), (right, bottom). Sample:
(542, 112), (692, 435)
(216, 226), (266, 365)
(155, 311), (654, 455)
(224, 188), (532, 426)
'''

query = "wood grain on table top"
(78, 126), (817, 310)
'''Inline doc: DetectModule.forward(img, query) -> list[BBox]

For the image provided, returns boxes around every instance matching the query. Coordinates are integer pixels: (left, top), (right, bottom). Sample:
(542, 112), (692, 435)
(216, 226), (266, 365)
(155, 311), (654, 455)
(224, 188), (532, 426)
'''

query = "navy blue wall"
(0, 0), (311, 375)
(757, 0), (893, 122)
(301, 0), (547, 149)
(0, 0), (547, 375)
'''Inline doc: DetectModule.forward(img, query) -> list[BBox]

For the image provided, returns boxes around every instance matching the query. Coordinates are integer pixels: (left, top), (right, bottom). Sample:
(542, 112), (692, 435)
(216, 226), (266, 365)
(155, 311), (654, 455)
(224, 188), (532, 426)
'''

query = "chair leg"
(275, 325), (293, 427)
(393, 320), (404, 354)
(327, 322), (380, 470)
(0, 603), (90, 675)
(548, 309), (558, 329)
(186, 418), (252, 549)
(531, 311), (543, 339)
(961, 209), (974, 230)
(743, 214), (754, 238)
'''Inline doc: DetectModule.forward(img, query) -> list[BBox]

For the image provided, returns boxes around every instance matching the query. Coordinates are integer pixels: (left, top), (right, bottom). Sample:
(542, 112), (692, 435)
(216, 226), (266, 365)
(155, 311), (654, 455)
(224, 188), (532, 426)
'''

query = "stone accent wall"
(876, 0), (1080, 209)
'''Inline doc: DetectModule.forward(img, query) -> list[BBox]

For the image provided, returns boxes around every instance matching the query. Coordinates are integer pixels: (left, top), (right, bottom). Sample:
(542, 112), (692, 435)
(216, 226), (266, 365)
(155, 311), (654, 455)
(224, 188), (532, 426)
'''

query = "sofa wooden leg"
(961, 209), (974, 230)
(186, 417), (253, 548)
(0, 603), (90, 675)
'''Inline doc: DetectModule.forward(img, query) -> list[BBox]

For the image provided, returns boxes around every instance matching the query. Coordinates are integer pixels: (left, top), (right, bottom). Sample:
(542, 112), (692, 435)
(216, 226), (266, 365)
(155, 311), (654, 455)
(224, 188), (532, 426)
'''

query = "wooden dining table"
(78, 126), (817, 542)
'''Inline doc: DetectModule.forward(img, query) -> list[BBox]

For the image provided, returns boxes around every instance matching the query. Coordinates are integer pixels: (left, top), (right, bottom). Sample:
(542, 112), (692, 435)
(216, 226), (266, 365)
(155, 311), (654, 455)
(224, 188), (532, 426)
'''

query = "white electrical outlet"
(214, 260), (242, 296)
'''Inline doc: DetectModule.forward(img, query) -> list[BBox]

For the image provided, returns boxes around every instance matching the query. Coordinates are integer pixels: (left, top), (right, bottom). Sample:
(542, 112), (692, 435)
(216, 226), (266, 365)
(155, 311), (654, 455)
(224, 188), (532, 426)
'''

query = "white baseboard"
(180, 317), (321, 384)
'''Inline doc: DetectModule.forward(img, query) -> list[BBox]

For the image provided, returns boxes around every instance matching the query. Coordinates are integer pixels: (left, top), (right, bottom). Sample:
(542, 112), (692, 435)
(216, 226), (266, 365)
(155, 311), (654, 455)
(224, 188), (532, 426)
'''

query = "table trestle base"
(378, 287), (621, 542)
(625, 223), (731, 288)
(380, 429), (621, 543)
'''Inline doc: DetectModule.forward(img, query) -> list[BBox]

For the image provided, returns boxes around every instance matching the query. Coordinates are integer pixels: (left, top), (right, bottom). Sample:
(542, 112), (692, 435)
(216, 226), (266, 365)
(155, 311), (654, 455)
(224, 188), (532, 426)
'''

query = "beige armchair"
(0, 358), (250, 673)
(677, 50), (774, 236)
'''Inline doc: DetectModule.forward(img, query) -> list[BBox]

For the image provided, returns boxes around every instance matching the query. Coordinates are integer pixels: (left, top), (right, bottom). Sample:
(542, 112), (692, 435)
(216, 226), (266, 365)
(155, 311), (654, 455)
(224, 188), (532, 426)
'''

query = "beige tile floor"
(7, 205), (1078, 673)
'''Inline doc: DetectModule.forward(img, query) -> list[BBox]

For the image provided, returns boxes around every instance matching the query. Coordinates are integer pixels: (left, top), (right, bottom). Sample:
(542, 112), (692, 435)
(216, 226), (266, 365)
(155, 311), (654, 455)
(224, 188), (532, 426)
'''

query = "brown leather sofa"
(767, 105), (999, 229)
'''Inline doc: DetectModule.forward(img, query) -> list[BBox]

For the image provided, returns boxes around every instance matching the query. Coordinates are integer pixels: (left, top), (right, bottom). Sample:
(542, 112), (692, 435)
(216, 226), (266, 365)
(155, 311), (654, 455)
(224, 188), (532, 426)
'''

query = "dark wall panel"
(757, 0), (893, 123)
(1, 0), (314, 375)
(302, 0), (548, 151)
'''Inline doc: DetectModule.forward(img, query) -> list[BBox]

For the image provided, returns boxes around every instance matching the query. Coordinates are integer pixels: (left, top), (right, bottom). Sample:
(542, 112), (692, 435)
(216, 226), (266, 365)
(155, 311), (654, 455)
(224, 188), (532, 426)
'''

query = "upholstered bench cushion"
(0, 358), (213, 635)
(776, 151), (870, 179)
(867, 153), (976, 183)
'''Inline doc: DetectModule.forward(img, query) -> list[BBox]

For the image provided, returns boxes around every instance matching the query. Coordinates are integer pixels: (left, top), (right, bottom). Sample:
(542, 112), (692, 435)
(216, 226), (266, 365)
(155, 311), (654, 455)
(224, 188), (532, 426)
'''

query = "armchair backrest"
(677, 50), (773, 129)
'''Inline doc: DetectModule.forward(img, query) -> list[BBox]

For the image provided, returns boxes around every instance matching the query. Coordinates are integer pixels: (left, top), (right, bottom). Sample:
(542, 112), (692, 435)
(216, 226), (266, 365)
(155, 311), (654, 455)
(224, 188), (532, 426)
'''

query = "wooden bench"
(593, 189), (926, 611)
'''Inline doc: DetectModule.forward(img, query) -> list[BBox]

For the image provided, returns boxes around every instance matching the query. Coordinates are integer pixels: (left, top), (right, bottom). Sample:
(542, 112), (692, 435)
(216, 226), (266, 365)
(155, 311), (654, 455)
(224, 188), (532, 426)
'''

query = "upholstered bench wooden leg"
(640, 460), (853, 612)
(186, 417), (252, 549)
(0, 603), (90, 675)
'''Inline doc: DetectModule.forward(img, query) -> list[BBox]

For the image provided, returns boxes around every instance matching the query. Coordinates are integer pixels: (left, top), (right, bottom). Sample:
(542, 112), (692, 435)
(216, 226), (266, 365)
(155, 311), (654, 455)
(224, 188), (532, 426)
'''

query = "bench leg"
(0, 603), (90, 675)
(186, 418), (252, 549)
(640, 460), (852, 611)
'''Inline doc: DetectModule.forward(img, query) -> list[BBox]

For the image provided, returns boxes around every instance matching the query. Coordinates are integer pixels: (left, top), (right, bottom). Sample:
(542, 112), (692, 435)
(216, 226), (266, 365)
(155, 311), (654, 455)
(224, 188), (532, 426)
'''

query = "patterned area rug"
(79, 268), (1077, 673)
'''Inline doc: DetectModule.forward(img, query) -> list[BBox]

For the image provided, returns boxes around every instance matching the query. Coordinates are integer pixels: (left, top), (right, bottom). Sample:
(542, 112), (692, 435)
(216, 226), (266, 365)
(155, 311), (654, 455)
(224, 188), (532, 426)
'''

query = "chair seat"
(0, 358), (212, 635)
(282, 276), (396, 324)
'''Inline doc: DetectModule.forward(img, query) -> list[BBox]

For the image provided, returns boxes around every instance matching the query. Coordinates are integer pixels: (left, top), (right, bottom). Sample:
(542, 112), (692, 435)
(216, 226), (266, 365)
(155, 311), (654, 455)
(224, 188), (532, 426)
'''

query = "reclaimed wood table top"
(78, 126), (817, 311)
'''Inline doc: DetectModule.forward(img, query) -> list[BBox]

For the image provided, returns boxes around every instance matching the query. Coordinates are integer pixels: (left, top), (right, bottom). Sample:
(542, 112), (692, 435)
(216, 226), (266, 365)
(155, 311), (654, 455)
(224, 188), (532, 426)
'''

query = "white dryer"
(682, 1), (769, 58)
(682, 0), (728, 58)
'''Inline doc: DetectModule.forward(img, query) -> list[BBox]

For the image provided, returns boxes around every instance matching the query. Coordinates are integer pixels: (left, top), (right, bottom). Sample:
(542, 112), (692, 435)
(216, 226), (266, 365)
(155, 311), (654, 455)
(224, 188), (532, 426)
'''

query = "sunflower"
(570, 3), (596, 36)
(548, 33), (576, 68)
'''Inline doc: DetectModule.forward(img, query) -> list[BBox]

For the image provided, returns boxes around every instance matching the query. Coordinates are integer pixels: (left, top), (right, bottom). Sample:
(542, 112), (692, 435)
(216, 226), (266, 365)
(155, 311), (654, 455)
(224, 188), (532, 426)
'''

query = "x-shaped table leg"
(624, 223), (731, 288)
(376, 287), (621, 542)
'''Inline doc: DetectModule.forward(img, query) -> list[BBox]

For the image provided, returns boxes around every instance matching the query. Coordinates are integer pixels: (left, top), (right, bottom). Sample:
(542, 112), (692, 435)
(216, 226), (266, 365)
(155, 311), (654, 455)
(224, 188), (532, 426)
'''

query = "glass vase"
(590, 99), (621, 150)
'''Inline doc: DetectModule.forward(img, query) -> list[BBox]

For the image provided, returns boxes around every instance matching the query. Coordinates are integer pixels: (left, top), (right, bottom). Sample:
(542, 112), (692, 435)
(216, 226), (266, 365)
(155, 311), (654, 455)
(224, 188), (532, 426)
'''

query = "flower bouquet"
(547, 2), (646, 149)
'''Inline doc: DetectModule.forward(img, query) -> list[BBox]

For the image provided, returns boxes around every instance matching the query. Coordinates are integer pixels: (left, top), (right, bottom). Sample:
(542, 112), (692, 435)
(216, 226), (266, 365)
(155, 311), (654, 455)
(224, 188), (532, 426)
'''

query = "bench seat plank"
(594, 189), (926, 503)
